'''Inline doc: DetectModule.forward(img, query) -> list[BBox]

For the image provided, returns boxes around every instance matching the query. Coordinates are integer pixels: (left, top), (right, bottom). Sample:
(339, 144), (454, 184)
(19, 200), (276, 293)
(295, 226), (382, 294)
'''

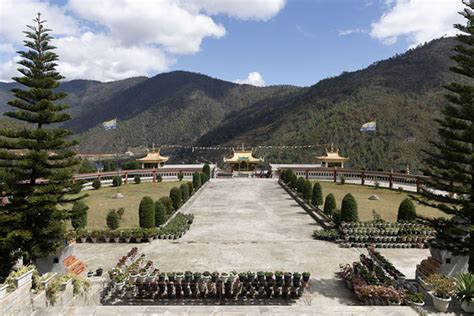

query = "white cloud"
(235, 72), (266, 87)
(0, 0), (285, 82)
(183, 0), (286, 21)
(54, 32), (172, 81)
(338, 28), (368, 36)
(370, 0), (465, 47)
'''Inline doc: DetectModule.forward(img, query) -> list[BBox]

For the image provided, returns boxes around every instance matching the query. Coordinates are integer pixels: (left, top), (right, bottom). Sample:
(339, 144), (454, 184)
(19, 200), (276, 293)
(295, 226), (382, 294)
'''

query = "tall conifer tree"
(0, 14), (82, 277)
(414, 1), (474, 272)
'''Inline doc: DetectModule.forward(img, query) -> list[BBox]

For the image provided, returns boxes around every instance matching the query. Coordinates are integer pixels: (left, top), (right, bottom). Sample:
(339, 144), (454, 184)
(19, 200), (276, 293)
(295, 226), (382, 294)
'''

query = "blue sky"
(0, 0), (465, 86)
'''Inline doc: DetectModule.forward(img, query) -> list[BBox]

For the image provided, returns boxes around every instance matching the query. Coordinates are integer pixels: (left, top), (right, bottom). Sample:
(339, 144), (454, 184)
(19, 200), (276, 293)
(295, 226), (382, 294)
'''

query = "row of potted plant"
(75, 213), (194, 243)
(339, 242), (426, 249)
(367, 248), (405, 281)
(104, 248), (311, 301)
(340, 221), (430, 229)
(342, 235), (432, 243)
(341, 227), (434, 236)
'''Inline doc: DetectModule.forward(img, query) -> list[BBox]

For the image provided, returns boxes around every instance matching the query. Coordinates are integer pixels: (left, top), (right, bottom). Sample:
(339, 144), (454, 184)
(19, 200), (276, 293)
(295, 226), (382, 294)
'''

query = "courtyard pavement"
(71, 178), (429, 314)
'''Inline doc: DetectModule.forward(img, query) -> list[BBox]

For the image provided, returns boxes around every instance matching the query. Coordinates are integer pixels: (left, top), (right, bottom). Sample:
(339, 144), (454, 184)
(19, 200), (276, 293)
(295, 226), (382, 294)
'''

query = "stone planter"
(113, 237), (120, 243)
(460, 300), (474, 313)
(146, 237), (154, 242)
(59, 277), (72, 291)
(79, 237), (87, 243)
(104, 237), (111, 243)
(431, 294), (451, 312)
(0, 283), (8, 300)
(15, 269), (34, 288)
(90, 237), (97, 243)
(40, 272), (57, 289)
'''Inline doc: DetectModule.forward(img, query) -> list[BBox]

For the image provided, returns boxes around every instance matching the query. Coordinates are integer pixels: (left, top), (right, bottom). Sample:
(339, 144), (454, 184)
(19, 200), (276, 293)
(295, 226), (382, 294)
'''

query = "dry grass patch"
(78, 181), (182, 229)
(315, 181), (447, 222)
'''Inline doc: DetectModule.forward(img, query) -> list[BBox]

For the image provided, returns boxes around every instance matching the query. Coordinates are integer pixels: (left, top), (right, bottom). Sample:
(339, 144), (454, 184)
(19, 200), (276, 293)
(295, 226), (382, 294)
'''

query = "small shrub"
(339, 175), (346, 185)
(139, 196), (155, 228)
(71, 201), (88, 230)
(178, 171), (184, 182)
(134, 175), (141, 184)
(112, 176), (122, 187)
(187, 181), (194, 196)
(156, 174), (163, 182)
(397, 198), (417, 221)
(193, 172), (202, 189)
(311, 182), (323, 206)
(92, 178), (101, 190)
(374, 181), (380, 189)
(180, 183), (189, 202)
(170, 187), (182, 210)
(303, 180), (312, 203)
(106, 209), (119, 230)
(117, 207), (125, 219)
(323, 193), (336, 216)
(154, 201), (167, 226)
(202, 163), (211, 179)
(296, 177), (305, 194)
(159, 196), (174, 215)
(341, 193), (358, 222)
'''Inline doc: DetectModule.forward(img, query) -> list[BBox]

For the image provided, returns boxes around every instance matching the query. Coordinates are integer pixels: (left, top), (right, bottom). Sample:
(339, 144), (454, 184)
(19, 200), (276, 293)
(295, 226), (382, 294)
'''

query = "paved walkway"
(68, 179), (428, 314)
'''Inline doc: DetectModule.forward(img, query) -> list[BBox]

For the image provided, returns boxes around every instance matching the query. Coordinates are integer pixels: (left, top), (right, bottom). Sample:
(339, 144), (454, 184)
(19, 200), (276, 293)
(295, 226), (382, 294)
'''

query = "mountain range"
(0, 37), (459, 172)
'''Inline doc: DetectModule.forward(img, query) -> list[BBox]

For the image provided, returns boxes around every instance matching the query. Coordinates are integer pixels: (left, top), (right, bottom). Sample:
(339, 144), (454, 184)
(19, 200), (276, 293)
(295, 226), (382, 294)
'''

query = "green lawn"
(77, 182), (182, 229)
(315, 181), (447, 222)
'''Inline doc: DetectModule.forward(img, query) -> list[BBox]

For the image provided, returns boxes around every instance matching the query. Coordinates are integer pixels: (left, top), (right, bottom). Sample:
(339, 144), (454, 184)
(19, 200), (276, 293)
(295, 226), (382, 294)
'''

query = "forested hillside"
(0, 37), (458, 172)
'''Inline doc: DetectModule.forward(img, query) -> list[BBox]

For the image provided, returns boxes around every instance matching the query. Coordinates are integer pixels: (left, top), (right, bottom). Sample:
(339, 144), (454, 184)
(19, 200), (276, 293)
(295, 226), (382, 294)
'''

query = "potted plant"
(58, 274), (72, 291)
(143, 228), (155, 242)
(90, 230), (100, 243)
(456, 273), (474, 313)
(405, 292), (425, 306)
(121, 229), (132, 243)
(40, 272), (57, 290)
(125, 283), (134, 298)
(77, 229), (88, 243)
(426, 274), (456, 312)
(302, 272), (311, 283)
(110, 230), (120, 243)
(8, 265), (35, 288)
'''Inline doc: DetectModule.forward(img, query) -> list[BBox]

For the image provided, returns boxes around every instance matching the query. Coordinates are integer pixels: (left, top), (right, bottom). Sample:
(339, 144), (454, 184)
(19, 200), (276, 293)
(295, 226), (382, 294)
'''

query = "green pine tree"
(323, 193), (337, 216)
(303, 180), (313, 203)
(412, 1), (474, 272)
(0, 14), (84, 276)
(154, 201), (167, 226)
(341, 193), (359, 222)
(202, 163), (211, 179)
(139, 196), (155, 228)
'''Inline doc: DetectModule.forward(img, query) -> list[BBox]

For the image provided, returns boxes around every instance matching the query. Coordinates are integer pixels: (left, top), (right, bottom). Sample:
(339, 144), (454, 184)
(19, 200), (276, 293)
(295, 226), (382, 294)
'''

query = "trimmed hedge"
(296, 177), (305, 194)
(170, 187), (182, 210)
(159, 196), (173, 215)
(193, 172), (202, 189)
(341, 193), (358, 222)
(106, 209), (120, 230)
(323, 193), (337, 216)
(154, 201), (167, 226)
(187, 181), (194, 196)
(202, 163), (211, 179)
(290, 174), (298, 189)
(139, 196), (155, 228)
(303, 180), (312, 203)
(134, 175), (141, 184)
(397, 198), (417, 221)
(112, 176), (122, 187)
(180, 183), (190, 202)
(312, 182), (323, 206)
(92, 178), (101, 190)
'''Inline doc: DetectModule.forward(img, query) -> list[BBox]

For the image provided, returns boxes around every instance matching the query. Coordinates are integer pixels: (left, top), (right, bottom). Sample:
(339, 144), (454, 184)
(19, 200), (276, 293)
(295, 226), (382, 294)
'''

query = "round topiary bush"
(92, 178), (101, 190)
(187, 181), (194, 196)
(106, 209), (120, 230)
(154, 201), (167, 226)
(202, 163), (211, 179)
(397, 198), (417, 221)
(177, 171), (184, 182)
(323, 193), (336, 216)
(139, 196), (155, 228)
(312, 182), (323, 206)
(341, 193), (358, 222)
(71, 201), (88, 230)
(180, 183), (189, 202)
(112, 176), (122, 187)
(296, 177), (305, 194)
(193, 172), (202, 189)
(303, 180), (313, 203)
(170, 187), (182, 210)
(156, 174), (163, 182)
(159, 196), (173, 215)
(134, 175), (141, 184)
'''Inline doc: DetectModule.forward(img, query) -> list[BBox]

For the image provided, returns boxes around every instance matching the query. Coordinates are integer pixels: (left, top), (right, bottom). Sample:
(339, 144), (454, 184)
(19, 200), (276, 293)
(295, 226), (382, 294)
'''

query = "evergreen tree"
(323, 193), (337, 216)
(202, 163), (211, 179)
(170, 187), (182, 210)
(154, 201), (167, 226)
(180, 183), (190, 202)
(138, 196), (155, 228)
(303, 180), (313, 203)
(177, 171), (184, 182)
(341, 193), (359, 222)
(187, 181), (194, 196)
(290, 173), (298, 189)
(311, 182), (323, 206)
(0, 14), (84, 275)
(296, 177), (305, 194)
(71, 201), (88, 230)
(412, 1), (474, 272)
(106, 209), (119, 230)
(193, 172), (202, 189)
(397, 198), (417, 221)
(159, 196), (173, 215)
